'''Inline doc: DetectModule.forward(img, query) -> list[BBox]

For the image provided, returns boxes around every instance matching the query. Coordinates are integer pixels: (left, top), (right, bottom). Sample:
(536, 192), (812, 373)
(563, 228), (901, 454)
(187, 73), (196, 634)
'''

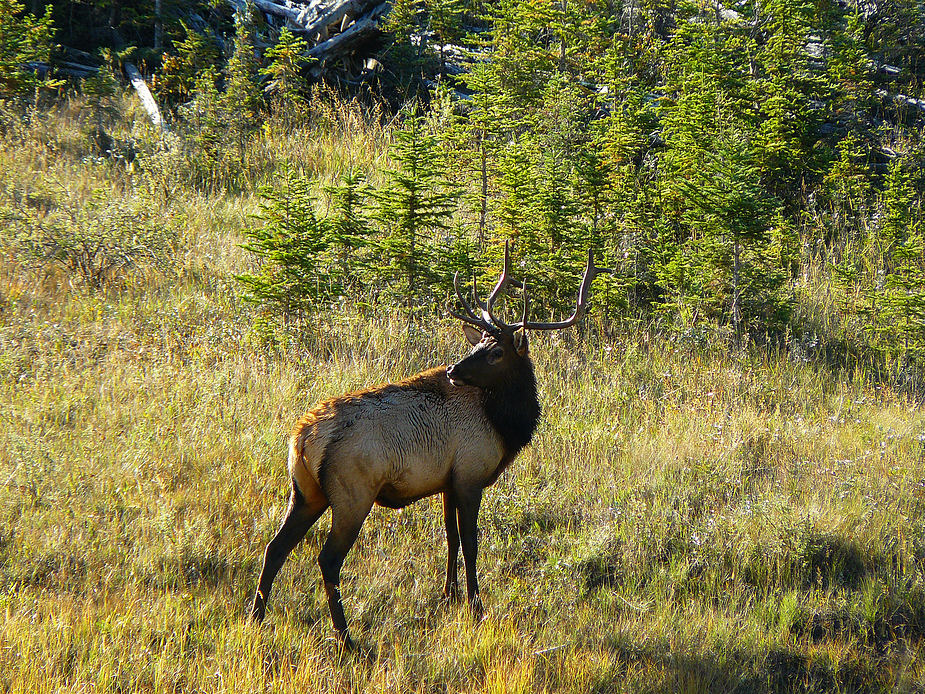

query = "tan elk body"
(288, 367), (508, 517)
(250, 244), (606, 647)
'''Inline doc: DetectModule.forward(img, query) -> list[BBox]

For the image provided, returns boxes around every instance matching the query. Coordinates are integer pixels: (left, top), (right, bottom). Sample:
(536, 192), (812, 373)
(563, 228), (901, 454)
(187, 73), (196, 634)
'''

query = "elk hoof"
(335, 632), (357, 652)
(249, 600), (266, 624)
(468, 594), (485, 619)
(443, 583), (462, 603)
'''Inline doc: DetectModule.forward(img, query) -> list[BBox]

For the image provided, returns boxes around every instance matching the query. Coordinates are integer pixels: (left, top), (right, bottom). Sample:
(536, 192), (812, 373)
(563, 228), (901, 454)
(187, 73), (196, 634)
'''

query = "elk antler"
(449, 242), (612, 334)
(448, 270), (495, 333)
(448, 240), (520, 334)
(521, 247), (610, 331)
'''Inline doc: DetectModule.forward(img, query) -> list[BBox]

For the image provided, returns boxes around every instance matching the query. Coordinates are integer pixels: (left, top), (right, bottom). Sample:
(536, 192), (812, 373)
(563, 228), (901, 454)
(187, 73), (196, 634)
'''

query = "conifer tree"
(156, 21), (219, 104)
(0, 0), (58, 101)
(494, 133), (537, 254)
(383, 0), (426, 78)
(662, 78), (789, 338)
(260, 26), (311, 118)
(750, 0), (822, 200)
(323, 170), (374, 292)
(826, 11), (875, 137)
(821, 133), (873, 258)
(373, 104), (460, 313)
(82, 50), (121, 135)
(425, 0), (466, 76)
(237, 164), (336, 331)
(223, 2), (262, 150)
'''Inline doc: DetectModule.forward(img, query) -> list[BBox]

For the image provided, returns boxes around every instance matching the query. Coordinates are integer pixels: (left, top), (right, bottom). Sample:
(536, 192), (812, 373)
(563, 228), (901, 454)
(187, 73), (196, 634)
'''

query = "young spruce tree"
(373, 104), (460, 314)
(237, 165), (335, 334)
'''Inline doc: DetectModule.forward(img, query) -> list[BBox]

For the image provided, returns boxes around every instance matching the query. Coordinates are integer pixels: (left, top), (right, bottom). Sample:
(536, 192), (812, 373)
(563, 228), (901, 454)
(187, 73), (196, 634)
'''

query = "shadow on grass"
(796, 532), (869, 591)
(150, 553), (258, 591)
(3, 552), (89, 593)
(538, 634), (887, 694)
(571, 528), (925, 691)
(578, 524), (875, 594)
(791, 593), (925, 654)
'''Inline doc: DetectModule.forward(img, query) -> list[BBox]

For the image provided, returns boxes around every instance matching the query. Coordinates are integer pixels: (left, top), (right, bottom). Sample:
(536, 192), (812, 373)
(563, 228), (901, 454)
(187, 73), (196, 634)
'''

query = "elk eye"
(486, 347), (504, 364)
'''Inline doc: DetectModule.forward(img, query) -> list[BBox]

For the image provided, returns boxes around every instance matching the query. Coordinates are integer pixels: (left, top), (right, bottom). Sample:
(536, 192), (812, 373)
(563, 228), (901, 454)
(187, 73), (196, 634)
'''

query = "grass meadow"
(2, 94), (925, 692)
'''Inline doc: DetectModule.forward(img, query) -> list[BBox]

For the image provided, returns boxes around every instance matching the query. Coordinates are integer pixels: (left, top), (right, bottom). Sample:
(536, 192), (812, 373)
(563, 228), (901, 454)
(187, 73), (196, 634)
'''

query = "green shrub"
(8, 190), (178, 290)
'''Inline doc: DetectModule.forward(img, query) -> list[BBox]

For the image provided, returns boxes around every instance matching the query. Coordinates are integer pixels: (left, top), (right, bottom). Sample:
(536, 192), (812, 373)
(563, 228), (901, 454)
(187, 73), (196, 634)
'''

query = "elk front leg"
(456, 487), (484, 616)
(251, 482), (328, 623)
(442, 490), (461, 601)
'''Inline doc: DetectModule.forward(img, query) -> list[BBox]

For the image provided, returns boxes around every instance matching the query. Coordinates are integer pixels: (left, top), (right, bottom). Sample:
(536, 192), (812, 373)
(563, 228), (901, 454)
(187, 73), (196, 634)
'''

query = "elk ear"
(462, 324), (484, 346)
(513, 327), (528, 356)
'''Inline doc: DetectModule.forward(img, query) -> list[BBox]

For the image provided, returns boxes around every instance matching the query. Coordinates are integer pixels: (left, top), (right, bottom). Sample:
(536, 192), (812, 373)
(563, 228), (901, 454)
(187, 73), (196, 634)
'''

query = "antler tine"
(519, 279), (529, 327)
(449, 271), (494, 332)
(481, 240), (517, 330)
(486, 240), (514, 307)
(523, 248), (611, 331)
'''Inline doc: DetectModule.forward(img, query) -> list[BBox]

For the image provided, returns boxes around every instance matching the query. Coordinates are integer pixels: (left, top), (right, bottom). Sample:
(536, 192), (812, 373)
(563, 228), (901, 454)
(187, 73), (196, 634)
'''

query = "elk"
(249, 243), (606, 647)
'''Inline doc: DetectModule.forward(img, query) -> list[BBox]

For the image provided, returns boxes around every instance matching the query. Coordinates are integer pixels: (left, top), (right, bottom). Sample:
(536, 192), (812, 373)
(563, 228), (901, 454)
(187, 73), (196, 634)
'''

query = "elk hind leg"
(318, 498), (372, 647)
(251, 478), (328, 623)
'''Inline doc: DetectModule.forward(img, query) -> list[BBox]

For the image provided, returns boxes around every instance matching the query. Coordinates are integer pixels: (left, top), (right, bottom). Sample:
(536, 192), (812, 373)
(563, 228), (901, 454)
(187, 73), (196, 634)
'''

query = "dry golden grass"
(2, 93), (925, 693)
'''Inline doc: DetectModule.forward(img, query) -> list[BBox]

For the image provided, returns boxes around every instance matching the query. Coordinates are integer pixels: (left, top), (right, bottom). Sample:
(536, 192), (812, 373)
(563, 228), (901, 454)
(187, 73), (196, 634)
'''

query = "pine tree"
(826, 11), (875, 137)
(0, 0), (59, 101)
(236, 165), (336, 332)
(383, 0), (426, 78)
(865, 156), (925, 365)
(155, 20), (219, 104)
(260, 26), (311, 118)
(750, 0), (823, 201)
(82, 50), (121, 136)
(223, 2), (262, 150)
(425, 0), (466, 76)
(661, 76), (790, 338)
(373, 104), (460, 313)
(323, 170), (374, 292)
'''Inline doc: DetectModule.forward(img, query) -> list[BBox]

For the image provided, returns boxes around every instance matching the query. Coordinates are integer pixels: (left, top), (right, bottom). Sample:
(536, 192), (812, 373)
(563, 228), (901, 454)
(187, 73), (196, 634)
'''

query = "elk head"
(446, 241), (607, 389)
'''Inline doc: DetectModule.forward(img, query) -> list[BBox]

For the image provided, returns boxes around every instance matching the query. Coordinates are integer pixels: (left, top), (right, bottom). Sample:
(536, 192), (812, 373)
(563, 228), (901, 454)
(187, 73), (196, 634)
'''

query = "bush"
(8, 190), (178, 290)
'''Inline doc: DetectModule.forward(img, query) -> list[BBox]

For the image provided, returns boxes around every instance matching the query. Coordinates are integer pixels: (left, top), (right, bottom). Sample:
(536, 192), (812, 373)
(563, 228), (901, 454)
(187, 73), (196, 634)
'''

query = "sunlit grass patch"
(3, 97), (925, 693)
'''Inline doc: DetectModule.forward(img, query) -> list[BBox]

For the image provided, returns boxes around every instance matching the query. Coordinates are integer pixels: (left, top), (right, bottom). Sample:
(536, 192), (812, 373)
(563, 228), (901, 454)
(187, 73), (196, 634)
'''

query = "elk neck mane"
(481, 358), (541, 458)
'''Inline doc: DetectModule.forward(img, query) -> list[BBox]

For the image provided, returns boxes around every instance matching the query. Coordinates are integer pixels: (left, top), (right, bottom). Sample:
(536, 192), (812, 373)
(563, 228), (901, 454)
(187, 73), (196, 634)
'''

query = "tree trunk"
(154, 0), (163, 51)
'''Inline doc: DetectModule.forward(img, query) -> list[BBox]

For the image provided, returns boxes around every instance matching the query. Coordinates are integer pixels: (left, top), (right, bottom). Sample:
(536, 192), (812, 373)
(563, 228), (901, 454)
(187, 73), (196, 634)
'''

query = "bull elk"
(250, 243), (607, 647)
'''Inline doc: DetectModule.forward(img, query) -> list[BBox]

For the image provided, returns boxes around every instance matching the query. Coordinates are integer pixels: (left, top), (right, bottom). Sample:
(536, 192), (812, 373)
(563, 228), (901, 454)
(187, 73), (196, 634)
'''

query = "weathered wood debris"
(226, 0), (390, 67)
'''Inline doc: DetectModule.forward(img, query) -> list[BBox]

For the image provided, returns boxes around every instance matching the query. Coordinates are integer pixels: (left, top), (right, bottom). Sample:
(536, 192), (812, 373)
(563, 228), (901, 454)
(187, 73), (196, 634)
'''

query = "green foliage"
(383, 0), (426, 75)
(826, 11), (875, 134)
(8, 22), (925, 691)
(8, 189), (177, 290)
(223, 3), (262, 145)
(864, 156), (925, 364)
(0, 0), (58, 99)
(80, 50), (121, 132)
(323, 169), (375, 293)
(155, 21), (220, 104)
(425, 0), (465, 75)
(372, 103), (460, 312)
(16, 0), (925, 364)
(260, 27), (311, 114)
(237, 165), (343, 330)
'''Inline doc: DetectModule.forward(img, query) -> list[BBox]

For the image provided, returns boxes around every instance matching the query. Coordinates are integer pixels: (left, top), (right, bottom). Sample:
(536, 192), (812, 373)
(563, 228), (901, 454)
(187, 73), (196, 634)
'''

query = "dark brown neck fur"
(481, 360), (541, 457)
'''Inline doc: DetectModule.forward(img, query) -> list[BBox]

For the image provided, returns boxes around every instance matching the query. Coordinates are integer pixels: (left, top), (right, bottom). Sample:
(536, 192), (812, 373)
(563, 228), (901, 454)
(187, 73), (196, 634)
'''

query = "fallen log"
(226, 0), (388, 66)
(124, 62), (166, 131)
(302, 0), (364, 38)
(307, 3), (388, 60)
